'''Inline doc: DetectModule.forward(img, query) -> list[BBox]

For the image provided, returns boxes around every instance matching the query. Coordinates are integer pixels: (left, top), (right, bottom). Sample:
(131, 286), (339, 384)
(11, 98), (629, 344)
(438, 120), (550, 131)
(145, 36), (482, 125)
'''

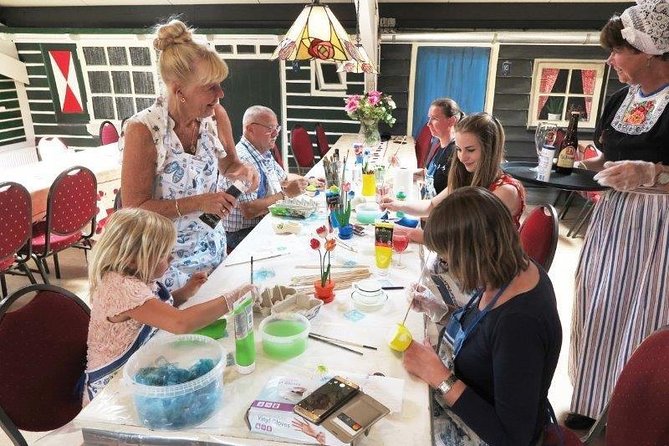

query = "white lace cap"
(620, 0), (669, 55)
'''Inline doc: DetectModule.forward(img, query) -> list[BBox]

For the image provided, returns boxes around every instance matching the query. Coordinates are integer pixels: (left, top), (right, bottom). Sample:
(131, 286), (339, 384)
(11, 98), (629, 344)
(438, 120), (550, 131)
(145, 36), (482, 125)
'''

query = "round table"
(502, 161), (609, 192)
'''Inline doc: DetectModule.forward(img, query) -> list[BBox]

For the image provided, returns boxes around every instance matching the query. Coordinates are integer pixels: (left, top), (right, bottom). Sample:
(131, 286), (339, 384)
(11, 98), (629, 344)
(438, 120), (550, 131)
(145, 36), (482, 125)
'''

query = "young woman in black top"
(403, 187), (562, 446)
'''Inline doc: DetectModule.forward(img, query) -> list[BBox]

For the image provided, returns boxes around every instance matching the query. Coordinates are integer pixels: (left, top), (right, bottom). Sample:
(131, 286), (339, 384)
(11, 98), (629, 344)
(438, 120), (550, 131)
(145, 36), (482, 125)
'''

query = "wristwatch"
(437, 374), (459, 396)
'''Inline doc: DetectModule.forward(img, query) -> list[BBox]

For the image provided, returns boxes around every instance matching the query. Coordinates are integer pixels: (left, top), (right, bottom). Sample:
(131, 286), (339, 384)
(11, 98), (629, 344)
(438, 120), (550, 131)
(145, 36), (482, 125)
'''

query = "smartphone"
(293, 376), (360, 425)
(199, 180), (246, 229)
(322, 393), (390, 443)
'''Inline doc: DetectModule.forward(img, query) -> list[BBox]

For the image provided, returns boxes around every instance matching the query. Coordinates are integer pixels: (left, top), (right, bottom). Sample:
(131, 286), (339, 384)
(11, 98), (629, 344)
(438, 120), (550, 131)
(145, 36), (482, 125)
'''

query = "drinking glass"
(534, 123), (559, 169)
(392, 234), (409, 269)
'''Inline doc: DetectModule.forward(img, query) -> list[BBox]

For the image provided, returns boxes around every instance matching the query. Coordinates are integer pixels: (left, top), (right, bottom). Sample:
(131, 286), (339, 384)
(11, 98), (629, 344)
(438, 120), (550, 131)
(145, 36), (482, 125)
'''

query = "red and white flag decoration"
(48, 50), (84, 114)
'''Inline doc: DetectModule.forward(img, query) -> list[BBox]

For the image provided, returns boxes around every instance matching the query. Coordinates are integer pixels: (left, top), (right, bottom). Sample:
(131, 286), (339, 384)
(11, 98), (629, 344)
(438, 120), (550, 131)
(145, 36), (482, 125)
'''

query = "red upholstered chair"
(605, 326), (669, 445)
(543, 424), (584, 446)
(271, 142), (284, 168)
(98, 120), (119, 145)
(314, 122), (330, 157)
(30, 166), (97, 284)
(566, 145), (602, 238)
(581, 326), (669, 445)
(414, 124), (433, 168)
(0, 284), (89, 446)
(290, 124), (315, 175)
(519, 204), (559, 271)
(0, 182), (37, 297)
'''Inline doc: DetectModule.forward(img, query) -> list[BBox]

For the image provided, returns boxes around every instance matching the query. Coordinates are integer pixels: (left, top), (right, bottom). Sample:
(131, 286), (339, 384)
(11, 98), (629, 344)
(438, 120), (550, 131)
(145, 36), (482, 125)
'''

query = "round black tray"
(502, 161), (609, 192)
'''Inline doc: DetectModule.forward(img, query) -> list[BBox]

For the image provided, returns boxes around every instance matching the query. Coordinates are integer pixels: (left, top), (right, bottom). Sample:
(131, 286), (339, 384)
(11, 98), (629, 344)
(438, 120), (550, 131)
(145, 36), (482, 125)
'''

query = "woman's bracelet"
(174, 199), (183, 218)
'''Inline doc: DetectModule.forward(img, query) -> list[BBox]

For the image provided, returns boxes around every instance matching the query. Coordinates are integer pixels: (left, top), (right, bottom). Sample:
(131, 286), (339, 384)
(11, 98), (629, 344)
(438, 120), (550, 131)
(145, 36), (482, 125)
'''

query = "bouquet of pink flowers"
(344, 90), (397, 126)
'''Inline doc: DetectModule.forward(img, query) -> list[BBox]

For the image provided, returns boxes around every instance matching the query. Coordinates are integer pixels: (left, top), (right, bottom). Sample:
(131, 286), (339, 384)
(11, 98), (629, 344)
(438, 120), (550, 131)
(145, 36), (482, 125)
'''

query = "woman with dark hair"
(415, 97), (464, 198)
(567, 0), (669, 429)
(403, 187), (562, 446)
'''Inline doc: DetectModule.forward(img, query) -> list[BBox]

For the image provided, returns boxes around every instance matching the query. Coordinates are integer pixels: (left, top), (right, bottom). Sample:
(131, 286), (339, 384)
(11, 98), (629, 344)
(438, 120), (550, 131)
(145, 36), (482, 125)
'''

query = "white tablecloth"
(1, 143), (121, 222)
(73, 134), (430, 446)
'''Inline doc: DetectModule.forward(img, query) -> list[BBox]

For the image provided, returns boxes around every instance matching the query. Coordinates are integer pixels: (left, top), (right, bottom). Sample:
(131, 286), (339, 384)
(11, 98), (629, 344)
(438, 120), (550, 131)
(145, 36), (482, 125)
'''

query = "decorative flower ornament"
(310, 231), (337, 287)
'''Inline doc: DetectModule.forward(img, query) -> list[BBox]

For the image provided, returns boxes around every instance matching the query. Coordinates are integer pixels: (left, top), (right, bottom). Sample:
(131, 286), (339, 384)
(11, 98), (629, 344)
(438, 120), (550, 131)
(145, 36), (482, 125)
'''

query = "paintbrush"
(310, 332), (377, 350)
(308, 334), (363, 355)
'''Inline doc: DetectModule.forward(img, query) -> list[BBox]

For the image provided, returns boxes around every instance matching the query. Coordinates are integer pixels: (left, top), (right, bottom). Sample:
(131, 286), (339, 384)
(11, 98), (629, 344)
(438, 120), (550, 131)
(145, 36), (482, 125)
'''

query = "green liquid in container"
(233, 296), (256, 374)
(262, 320), (308, 359)
(193, 319), (227, 339)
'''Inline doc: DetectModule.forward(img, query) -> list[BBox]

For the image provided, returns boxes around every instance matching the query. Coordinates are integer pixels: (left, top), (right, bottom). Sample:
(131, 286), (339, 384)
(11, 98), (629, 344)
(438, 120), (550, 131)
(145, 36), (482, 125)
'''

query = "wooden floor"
(1, 186), (605, 445)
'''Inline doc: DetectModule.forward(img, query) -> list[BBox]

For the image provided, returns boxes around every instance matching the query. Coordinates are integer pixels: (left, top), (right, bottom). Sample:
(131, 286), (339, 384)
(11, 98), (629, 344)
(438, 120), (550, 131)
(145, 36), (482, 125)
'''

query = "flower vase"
(314, 279), (335, 303)
(359, 118), (381, 148)
(338, 224), (353, 240)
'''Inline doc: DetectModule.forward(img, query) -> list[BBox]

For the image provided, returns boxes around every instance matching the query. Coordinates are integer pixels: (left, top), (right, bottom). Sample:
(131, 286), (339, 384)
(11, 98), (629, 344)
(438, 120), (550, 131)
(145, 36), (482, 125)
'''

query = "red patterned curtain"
(538, 68), (560, 118)
(581, 70), (596, 117)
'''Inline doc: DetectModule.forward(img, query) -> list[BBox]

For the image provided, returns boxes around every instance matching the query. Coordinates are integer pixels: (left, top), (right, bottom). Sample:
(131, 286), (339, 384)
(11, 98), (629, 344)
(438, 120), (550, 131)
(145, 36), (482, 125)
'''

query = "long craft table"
(0, 143), (121, 222)
(71, 134), (429, 446)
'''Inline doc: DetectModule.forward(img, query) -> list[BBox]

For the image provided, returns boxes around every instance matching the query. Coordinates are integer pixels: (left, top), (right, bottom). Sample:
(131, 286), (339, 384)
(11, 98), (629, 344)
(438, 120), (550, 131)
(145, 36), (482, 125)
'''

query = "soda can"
(536, 144), (556, 182)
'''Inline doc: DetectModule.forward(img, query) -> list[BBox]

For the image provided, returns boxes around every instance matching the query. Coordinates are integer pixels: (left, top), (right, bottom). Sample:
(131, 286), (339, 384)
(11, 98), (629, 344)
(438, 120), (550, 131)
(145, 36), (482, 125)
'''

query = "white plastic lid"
(236, 362), (256, 374)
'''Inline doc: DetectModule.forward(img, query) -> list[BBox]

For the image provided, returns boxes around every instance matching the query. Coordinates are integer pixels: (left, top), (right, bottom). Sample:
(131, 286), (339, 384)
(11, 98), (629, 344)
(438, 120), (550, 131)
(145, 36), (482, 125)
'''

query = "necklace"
(184, 120), (199, 154)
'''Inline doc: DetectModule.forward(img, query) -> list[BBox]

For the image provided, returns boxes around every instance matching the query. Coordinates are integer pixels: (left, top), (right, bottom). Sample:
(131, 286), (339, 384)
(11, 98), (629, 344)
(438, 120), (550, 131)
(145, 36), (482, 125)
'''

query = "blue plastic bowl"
(123, 335), (225, 430)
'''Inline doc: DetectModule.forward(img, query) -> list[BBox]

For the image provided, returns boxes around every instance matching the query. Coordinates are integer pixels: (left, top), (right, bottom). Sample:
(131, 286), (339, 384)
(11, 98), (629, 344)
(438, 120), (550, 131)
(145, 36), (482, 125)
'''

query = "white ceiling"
(0, 0), (634, 5)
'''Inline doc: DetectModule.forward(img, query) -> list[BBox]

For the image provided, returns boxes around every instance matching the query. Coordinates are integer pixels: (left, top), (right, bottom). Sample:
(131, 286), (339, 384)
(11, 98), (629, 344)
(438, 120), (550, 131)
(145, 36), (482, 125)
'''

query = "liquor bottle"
(555, 112), (580, 174)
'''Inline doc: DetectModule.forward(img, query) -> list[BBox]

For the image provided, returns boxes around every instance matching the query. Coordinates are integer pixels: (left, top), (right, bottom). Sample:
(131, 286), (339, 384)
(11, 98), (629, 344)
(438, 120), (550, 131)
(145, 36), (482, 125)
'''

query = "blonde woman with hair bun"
(120, 18), (259, 290)
(83, 208), (255, 405)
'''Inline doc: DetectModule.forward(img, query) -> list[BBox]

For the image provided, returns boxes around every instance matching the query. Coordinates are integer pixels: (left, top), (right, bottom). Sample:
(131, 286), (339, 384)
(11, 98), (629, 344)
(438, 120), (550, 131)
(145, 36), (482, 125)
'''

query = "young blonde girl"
(84, 208), (254, 404)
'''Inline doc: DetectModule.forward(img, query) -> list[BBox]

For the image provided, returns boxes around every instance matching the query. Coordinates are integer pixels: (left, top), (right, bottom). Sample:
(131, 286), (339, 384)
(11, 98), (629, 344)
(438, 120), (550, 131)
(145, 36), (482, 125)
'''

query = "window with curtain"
(529, 60), (606, 128)
(80, 45), (158, 122)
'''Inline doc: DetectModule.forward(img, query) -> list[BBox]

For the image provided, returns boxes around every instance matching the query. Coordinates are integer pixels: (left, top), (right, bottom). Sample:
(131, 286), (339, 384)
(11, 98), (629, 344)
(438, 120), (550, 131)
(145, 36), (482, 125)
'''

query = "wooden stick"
(294, 264), (362, 269)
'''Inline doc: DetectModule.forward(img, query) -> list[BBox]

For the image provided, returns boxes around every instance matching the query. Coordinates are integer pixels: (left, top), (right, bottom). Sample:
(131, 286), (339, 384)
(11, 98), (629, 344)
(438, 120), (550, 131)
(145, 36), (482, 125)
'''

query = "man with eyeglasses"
(220, 105), (307, 250)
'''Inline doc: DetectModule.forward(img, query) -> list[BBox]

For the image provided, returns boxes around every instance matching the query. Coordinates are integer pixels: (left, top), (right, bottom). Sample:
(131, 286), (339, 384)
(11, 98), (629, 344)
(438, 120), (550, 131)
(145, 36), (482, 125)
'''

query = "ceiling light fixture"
(271, 0), (361, 63)
(337, 0), (377, 74)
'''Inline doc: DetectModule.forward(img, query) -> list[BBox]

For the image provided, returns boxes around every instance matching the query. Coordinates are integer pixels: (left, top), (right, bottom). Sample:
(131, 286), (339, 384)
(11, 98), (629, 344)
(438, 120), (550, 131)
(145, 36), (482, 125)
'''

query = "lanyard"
(451, 281), (511, 359)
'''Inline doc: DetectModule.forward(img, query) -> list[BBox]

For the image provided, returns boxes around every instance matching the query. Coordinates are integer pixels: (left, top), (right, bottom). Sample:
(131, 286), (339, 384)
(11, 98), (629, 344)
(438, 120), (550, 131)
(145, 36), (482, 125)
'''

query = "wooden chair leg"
(1, 273), (7, 297)
(53, 252), (61, 279)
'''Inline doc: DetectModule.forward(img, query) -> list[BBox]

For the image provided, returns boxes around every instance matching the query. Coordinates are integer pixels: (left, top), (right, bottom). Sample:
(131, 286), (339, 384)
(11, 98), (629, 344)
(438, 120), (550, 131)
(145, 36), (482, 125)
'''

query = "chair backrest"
(414, 124), (433, 168)
(46, 166), (97, 238)
(99, 120), (120, 145)
(0, 182), (32, 269)
(290, 124), (315, 173)
(36, 137), (69, 162)
(605, 326), (669, 446)
(271, 142), (284, 168)
(314, 122), (330, 157)
(0, 284), (90, 442)
(519, 204), (559, 271)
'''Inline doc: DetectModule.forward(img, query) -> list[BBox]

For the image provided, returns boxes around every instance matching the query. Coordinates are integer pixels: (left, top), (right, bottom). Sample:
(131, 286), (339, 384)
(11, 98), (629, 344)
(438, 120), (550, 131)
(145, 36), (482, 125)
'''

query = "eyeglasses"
(251, 122), (281, 134)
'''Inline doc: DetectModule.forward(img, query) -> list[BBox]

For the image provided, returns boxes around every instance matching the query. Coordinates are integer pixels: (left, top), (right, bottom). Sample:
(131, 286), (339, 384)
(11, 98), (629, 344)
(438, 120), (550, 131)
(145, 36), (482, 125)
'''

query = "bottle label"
(557, 145), (575, 168)
(234, 301), (252, 338)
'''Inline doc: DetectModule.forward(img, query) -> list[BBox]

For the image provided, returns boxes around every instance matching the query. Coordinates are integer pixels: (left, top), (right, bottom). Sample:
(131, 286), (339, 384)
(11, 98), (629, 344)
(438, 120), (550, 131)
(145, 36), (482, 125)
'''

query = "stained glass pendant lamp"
(337, 0), (377, 74)
(338, 42), (377, 73)
(271, 0), (360, 62)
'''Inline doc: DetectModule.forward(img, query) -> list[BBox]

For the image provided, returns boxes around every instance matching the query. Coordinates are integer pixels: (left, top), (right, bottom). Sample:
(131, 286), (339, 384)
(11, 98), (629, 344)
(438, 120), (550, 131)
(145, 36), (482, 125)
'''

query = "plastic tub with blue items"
(123, 334), (225, 430)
